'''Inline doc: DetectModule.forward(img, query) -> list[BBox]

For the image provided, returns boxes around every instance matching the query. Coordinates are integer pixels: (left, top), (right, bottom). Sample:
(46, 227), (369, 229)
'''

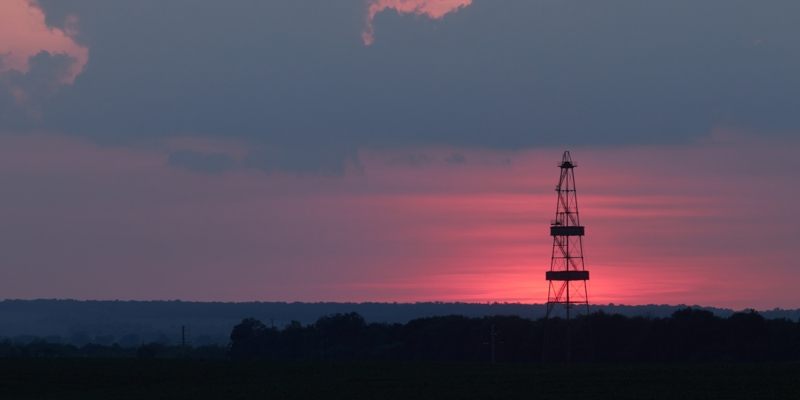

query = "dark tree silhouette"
(3, 308), (800, 363)
(228, 318), (278, 359)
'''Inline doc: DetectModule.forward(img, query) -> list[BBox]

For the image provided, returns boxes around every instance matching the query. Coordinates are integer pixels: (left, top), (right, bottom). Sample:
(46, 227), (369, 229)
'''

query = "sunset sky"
(1, 0), (799, 310)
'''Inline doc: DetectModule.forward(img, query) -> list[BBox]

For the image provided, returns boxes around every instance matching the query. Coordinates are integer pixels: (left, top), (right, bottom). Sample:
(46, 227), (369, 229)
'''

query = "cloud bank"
(9, 1), (797, 172)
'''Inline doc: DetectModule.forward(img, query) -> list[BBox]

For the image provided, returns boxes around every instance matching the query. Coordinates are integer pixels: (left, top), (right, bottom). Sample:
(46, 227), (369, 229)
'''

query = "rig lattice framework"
(545, 151), (590, 320)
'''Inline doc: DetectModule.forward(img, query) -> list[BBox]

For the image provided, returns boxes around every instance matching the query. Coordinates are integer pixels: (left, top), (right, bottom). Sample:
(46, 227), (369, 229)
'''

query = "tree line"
(228, 308), (800, 363)
(1, 308), (798, 362)
(0, 339), (226, 359)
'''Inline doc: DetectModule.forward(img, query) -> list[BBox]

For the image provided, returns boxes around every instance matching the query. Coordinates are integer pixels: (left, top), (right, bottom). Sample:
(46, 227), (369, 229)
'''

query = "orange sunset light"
(362, 0), (473, 45)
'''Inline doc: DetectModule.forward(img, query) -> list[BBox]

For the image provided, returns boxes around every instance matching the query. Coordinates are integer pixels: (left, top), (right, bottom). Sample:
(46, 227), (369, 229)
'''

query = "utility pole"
(491, 324), (496, 363)
(181, 326), (186, 358)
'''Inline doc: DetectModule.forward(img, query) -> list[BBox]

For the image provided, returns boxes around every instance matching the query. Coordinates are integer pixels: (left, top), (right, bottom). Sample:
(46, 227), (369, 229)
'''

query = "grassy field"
(1, 359), (799, 399)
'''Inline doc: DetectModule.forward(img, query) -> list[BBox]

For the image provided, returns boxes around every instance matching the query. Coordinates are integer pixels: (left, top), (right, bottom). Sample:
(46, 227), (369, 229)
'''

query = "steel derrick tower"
(543, 151), (591, 362)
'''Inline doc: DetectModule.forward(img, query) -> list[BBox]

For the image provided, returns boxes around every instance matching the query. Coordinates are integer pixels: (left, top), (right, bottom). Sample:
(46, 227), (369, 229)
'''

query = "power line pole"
(491, 323), (496, 363)
(181, 326), (186, 358)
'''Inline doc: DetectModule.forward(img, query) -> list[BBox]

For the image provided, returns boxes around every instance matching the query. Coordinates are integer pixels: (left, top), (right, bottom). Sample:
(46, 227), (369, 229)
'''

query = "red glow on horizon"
(0, 133), (798, 310)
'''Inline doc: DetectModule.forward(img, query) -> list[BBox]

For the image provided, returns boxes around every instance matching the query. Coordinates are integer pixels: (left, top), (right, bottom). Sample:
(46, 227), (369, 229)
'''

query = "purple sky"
(1, 0), (799, 309)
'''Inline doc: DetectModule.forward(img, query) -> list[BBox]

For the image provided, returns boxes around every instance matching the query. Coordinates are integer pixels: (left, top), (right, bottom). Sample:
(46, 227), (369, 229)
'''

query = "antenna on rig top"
(542, 151), (593, 362)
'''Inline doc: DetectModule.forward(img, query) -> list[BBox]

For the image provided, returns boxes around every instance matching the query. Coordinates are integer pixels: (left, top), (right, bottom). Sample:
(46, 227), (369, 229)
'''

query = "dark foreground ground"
(1, 359), (799, 399)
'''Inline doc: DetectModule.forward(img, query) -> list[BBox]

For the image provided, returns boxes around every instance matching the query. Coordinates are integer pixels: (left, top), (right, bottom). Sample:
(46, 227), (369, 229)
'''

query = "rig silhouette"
(543, 151), (593, 362)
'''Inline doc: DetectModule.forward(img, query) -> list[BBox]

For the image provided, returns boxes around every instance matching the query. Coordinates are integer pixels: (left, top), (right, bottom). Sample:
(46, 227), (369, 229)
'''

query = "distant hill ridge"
(1, 299), (797, 347)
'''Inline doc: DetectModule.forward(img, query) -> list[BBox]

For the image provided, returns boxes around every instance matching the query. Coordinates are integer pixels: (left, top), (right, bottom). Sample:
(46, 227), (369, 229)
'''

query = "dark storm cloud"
(168, 149), (237, 174)
(0, 51), (80, 127)
(243, 146), (359, 175)
(388, 153), (430, 167)
(25, 0), (800, 171)
(445, 153), (466, 164)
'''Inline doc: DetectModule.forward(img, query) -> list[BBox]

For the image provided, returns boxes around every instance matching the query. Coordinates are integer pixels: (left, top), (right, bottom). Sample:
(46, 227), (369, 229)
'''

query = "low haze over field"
(0, 0), (799, 309)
